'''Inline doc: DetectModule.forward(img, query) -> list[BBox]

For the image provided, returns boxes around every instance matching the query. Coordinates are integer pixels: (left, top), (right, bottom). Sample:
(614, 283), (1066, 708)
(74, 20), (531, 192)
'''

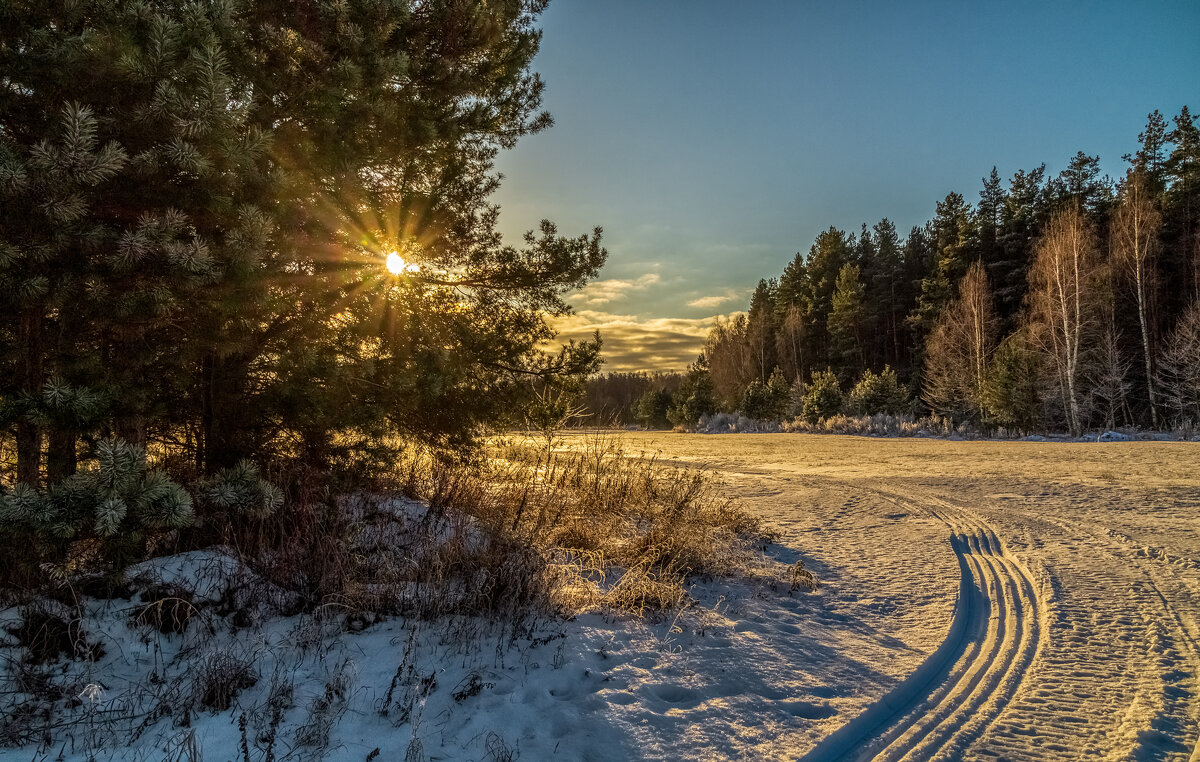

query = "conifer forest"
(589, 110), (1200, 437)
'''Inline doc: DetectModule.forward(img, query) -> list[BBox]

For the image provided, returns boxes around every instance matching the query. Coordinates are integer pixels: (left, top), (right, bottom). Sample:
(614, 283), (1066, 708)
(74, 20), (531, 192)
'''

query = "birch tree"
(1028, 206), (1105, 435)
(922, 261), (998, 423)
(1159, 302), (1200, 427)
(1111, 170), (1163, 426)
(776, 304), (808, 383)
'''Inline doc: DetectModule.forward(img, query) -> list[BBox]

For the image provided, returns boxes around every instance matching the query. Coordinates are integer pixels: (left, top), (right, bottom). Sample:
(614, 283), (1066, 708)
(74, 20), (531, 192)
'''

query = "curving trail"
(800, 494), (1044, 762)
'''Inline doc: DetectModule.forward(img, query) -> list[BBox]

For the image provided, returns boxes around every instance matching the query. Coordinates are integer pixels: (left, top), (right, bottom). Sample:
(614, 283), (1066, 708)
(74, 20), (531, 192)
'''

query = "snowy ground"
(3, 434), (1198, 761)
(602, 432), (1200, 761)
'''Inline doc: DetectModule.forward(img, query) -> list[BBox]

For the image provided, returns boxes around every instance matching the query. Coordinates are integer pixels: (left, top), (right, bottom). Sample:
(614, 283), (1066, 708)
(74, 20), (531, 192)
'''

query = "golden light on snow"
(385, 251), (418, 275)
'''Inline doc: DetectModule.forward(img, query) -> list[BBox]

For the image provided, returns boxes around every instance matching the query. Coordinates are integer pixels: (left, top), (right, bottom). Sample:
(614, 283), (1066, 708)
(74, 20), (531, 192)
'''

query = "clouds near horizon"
(553, 309), (742, 373)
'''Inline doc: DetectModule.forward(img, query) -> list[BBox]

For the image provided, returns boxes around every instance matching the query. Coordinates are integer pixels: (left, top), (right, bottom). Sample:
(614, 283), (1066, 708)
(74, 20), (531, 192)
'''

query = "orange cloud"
(552, 309), (744, 372)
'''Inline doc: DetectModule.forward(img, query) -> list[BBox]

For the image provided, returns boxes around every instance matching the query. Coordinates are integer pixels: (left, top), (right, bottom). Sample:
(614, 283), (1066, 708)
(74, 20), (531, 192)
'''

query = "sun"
(385, 251), (418, 275)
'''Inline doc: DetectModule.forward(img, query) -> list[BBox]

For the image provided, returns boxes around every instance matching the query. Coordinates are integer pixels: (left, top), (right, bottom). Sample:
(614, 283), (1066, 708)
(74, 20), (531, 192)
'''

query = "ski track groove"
(798, 490), (1043, 762)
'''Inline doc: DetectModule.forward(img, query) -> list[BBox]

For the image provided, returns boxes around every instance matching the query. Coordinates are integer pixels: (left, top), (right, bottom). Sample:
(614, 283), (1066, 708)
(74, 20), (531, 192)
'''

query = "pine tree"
(976, 168), (1004, 276)
(909, 193), (974, 343)
(774, 252), (810, 382)
(983, 331), (1044, 433)
(1164, 107), (1200, 302)
(739, 380), (775, 420)
(1126, 110), (1171, 192)
(776, 252), (809, 314)
(738, 368), (790, 421)
(846, 367), (909, 416)
(803, 227), (854, 367)
(868, 219), (906, 369)
(0, 3), (252, 484)
(746, 279), (778, 383)
(802, 370), (843, 424)
(1050, 151), (1112, 216)
(993, 165), (1049, 325)
(667, 356), (717, 428)
(1, 0), (609, 488)
(767, 367), (791, 416)
(854, 223), (876, 270)
(0, 439), (193, 569)
(634, 388), (673, 430)
(829, 264), (866, 379)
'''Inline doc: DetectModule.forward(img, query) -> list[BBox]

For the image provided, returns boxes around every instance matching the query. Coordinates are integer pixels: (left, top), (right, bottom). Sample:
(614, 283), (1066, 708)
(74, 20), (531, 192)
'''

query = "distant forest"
(587, 108), (1200, 435)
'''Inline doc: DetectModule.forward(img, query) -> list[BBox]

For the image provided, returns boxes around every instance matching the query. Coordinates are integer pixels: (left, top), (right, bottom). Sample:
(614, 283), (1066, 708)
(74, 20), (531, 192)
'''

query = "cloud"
(687, 289), (745, 309)
(570, 273), (660, 306)
(552, 309), (744, 372)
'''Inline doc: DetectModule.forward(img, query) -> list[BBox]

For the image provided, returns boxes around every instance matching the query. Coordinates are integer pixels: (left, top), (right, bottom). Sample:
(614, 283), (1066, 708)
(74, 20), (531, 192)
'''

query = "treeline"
(582, 372), (684, 426)
(638, 108), (1200, 434)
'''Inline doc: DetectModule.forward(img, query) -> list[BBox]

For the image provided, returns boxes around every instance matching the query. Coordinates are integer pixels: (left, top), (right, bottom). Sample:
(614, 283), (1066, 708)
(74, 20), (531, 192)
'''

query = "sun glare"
(385, 251), (418, 275)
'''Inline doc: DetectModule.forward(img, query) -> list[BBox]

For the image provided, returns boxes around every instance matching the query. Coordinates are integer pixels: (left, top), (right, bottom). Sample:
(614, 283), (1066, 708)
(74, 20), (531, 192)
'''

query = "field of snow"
(597, 432), (1200, 761)
(3, 433), (1197, 761)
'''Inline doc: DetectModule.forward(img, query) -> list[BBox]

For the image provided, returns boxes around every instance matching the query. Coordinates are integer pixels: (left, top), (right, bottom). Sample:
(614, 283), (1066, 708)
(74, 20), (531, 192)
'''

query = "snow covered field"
(599, 432), (1200, 761)
(3, 433), (1198, 761)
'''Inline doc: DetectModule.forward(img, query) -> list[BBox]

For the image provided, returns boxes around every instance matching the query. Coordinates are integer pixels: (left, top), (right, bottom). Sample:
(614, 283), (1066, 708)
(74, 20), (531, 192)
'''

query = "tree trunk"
(16, 308), (44, 486)
(15, 420), (42, 487)
(1136, 283), (1158, 428)
(202, 351), (252, 472)
(46, 428), (77, 482)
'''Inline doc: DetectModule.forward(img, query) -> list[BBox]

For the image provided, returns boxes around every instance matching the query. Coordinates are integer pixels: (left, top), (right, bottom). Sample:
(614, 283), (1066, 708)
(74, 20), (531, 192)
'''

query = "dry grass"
(394, 434), (781, 617)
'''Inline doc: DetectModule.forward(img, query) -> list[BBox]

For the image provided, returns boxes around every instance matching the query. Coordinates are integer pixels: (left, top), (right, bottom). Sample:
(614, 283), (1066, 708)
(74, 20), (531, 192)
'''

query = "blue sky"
(491, 0), (1200, 372)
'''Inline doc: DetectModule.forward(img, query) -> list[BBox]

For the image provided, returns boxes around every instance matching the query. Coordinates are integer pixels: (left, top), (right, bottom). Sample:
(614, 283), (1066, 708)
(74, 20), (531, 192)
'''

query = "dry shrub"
(780, 412), (962, 437)
(195, 652), (257, 711)
(602, 561), (687, 615)
(9, 603), (103, 664)
(133, 585), (199, 635)
(198, 434), (789, 625)
(294, 659), (353, 752)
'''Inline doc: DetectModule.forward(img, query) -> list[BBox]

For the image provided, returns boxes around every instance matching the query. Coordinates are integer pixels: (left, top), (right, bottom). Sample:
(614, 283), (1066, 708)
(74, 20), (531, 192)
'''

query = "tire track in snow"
(799, 493), (1042, 762)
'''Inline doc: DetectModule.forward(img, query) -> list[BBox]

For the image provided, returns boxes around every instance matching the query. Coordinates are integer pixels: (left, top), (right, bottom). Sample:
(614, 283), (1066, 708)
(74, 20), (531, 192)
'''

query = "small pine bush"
(195, 460), (284, 521)
(802, 369), (843, 424)
(739, 380), (775, 420)
(0, 439), (194, 570)
(634, 388), (673, 429)
(846, 366), (910, 416)
(667, 368), (716, 429)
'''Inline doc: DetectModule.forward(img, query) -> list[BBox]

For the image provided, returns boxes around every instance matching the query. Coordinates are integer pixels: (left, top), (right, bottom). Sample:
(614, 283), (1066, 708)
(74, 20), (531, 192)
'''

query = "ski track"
(871, 487), (1199, 762)
(800, 490), (1044, 762)
(561, 432), (1200, 760)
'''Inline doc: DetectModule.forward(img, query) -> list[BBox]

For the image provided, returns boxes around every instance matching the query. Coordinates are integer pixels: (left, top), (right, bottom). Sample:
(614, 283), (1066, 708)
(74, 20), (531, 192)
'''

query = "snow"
(3, 434), (1198, 760)
(605, 432), (1200, 760)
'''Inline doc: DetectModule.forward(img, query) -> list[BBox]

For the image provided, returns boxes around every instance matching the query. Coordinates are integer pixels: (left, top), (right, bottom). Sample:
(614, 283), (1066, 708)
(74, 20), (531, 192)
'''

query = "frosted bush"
(697, 412), (780, 433)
